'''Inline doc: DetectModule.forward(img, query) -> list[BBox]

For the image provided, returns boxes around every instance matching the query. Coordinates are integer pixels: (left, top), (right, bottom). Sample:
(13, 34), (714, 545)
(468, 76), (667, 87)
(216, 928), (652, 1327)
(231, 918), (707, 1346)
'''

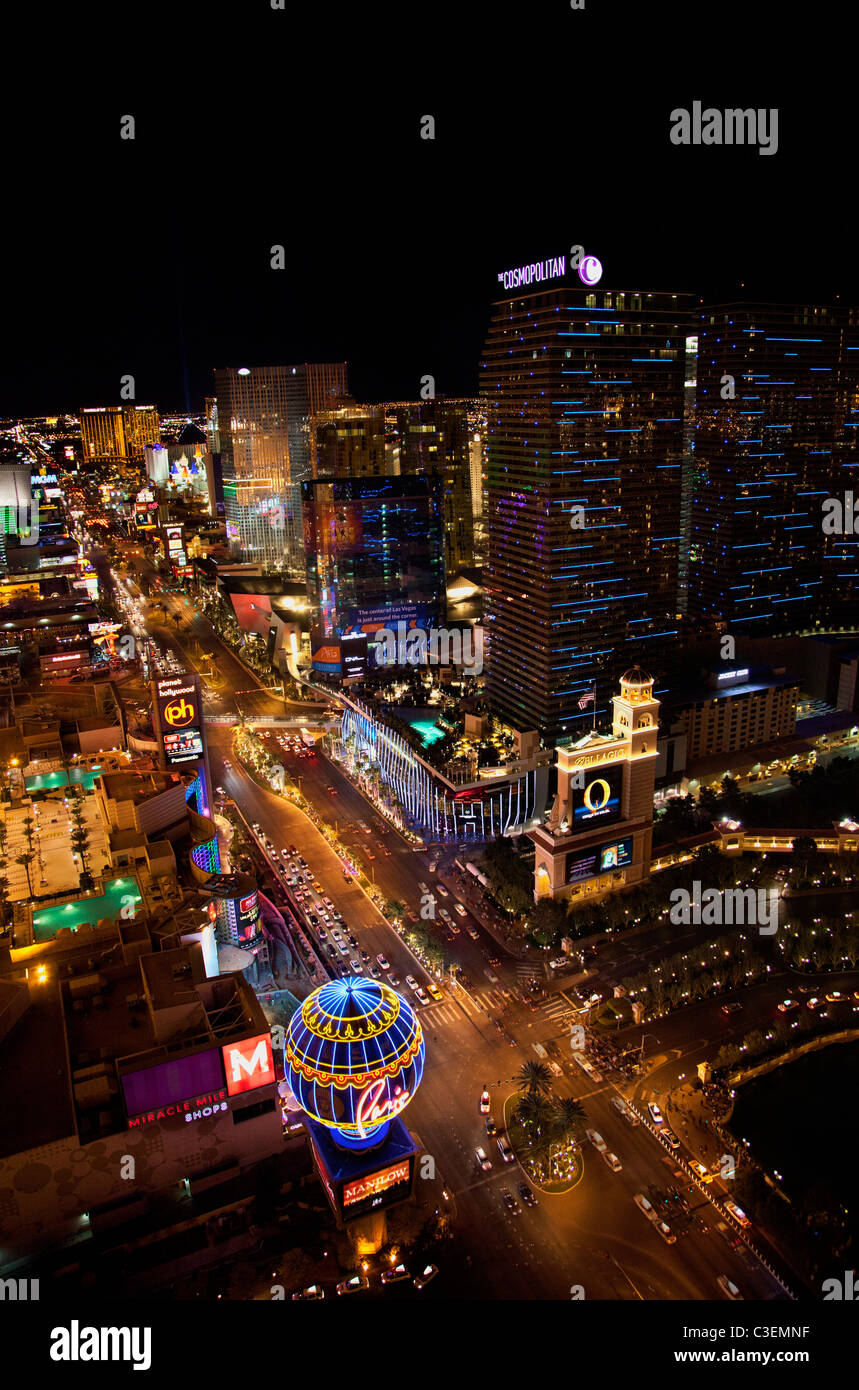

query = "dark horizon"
(1, 12), (853, 421)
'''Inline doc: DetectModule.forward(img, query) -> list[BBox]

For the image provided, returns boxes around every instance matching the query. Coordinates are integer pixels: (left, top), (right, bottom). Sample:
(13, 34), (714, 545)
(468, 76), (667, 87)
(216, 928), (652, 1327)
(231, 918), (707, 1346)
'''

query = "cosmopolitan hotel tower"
(482, 280), (693, 746)
(215, 363), (349, 572)
(690, 303), (859, 634)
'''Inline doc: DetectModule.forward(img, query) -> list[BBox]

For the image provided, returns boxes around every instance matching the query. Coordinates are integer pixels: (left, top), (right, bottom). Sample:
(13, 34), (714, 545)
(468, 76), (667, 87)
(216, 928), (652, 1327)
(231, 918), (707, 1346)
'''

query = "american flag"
(578, 687), (595, 710)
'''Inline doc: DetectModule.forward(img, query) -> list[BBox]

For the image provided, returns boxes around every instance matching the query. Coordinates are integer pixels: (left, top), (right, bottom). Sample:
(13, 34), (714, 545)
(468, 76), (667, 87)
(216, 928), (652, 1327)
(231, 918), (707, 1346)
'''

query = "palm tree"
(515, 1060), (554, 1101)
(16, 852), (34, 896)
(551, 1097), (587, 1148)
(515, 1094), (556, 1153)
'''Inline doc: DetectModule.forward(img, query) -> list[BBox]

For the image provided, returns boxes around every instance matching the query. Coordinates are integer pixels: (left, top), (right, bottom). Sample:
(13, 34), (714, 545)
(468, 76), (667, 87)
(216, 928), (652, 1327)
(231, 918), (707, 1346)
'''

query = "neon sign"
(497, 253), (566, 291)
(342, 1160), (410, 1208)
(354, 1079), (411, 1139)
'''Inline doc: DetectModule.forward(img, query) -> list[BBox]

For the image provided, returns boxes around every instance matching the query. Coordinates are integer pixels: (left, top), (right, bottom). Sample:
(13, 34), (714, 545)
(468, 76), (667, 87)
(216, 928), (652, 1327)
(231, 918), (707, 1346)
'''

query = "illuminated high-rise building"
(123, 404), (161, 458)
(690, 303), (859, 634)
(215, 363), (349, 571)
(302, 473), (444, 642)
(312, 404), (389, 480)
(391, 398), (475, 575)
(80, 406), (126, 462)
(481, 285), (692, 745)
(80, 404), (161, 462)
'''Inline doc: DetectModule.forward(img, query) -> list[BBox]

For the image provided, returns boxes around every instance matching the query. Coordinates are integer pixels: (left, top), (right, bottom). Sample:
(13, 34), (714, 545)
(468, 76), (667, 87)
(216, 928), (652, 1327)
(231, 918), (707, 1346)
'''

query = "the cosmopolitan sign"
(497, 246), (603, 291)
(497, 253), (567, 290)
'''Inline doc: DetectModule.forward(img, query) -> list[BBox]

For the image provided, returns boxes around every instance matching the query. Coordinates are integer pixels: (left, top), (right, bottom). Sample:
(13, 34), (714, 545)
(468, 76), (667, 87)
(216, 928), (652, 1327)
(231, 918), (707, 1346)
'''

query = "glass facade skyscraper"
(302, 474), (444, 640)
(481, 286), (692, 745)
(690, 303), (859, 634)
(392, 398), (476, 576)
(215, 362), (349, 571)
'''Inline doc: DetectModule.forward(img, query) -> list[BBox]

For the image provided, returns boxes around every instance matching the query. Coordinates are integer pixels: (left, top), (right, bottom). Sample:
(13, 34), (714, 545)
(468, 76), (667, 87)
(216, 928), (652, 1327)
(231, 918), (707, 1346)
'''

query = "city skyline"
(1, 0), (857, 1343)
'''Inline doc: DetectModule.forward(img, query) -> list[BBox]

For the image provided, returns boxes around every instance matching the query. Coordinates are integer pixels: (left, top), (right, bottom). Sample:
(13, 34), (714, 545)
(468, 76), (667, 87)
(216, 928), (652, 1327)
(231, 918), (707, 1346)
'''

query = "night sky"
(1, 2), (850, 418)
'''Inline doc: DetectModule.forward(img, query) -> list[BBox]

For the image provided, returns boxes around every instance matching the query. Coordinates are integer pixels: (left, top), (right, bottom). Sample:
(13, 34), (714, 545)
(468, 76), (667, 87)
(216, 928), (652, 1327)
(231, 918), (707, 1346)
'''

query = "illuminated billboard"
(598, 836), (632, 872)
(570, 764), (623, 831)
(565, 848), (599, 884)
(154, 675), (205, 768)
(566, 834), (634, 885)
(121, 1048), (225, 1122)
(342, 1159), (412, 1210)
(221, 1033), (276, 1097)
(163, 728), (204, 762)
(342, 632), (367, 681)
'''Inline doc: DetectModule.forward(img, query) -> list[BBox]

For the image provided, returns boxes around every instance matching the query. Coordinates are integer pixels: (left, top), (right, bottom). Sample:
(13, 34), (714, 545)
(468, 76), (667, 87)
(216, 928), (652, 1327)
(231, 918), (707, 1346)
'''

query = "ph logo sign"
(164, 696), (196, 727)
(222, 1034), (275, 1096)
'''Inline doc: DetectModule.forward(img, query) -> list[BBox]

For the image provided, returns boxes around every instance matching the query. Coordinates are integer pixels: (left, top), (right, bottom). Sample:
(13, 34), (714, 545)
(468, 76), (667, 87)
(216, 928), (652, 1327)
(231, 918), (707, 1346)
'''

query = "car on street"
(467, 926), (480, 940)
(690, 1161), (713, 1184)
(484, 1116), (497, 1136)
(376, 954), (390, 970)
(453, 903), (467, 917)
(648, 1102), (664, 1124)
(721, 1002), (743, 1015)
(336, 1274), (369, 1295)
(350, 957), (363, 973)
(380, 1264), (410, 1285)
(634, 1194), (657, 1221)
(326, 786), (338, 795)
(662, 1128), (681, 1150)
(388, 975), (401, 987)
(777, 998), (799, 1012)
(425, 981), (443, 1001)
(413, 1264), (438, 1290)
(475, 1146), (492, 1172)
(807, 996), (824, 1011)
(717, 1276), (743, 1300)
(369, 966), (381, 978)
(436, 885), (449, 897)
(586, 1129), (607, 1152)
(480, 1089), (491, 1114)
(826, 991), (847, 1003)
(501, 1189), (520, 1216)
(725, 1200), (751, 1228)
(602, 1151), (623, 1172)
(656, 1221), (676, 1244)
(292, 1284), (324, 1300)
(497, 1136), (514, 1163)
(519, 1182), (537, 1208)
(360, 950), (370, 962)
(414, 987), (429, 1005)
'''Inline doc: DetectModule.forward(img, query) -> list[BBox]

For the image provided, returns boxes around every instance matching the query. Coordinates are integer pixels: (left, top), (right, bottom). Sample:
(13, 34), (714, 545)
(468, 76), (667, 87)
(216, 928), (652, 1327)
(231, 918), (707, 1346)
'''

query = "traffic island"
(503, 1101), (584, 1196)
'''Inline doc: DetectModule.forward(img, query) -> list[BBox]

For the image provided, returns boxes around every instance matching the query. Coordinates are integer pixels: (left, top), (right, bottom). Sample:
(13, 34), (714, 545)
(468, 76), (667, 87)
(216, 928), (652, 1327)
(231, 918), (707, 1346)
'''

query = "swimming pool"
(407, 720), (446, 748)
(32, 877), (142, 942)
(25, 767), (101, 794)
